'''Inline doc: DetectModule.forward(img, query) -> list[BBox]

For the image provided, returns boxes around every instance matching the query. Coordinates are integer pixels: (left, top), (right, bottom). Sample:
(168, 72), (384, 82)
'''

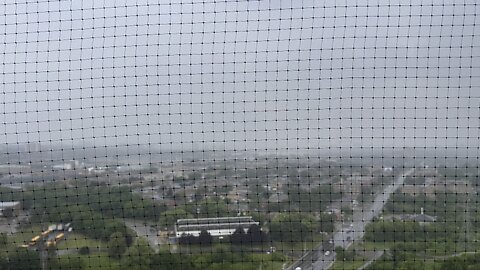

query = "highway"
(288, 168), (415, 270)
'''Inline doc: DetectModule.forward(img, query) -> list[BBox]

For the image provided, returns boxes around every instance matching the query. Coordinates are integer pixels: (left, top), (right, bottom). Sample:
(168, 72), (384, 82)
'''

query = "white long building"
(175, 216), (259, 237)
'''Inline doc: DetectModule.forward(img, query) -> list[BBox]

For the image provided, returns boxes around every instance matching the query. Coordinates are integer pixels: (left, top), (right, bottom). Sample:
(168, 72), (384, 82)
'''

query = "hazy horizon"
(1, 0), (479, 151)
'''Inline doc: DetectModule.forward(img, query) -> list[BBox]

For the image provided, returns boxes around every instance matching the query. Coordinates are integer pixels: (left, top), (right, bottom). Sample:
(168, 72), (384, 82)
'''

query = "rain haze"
(1, 1), (480, 269)
(1, 0), (479, 155)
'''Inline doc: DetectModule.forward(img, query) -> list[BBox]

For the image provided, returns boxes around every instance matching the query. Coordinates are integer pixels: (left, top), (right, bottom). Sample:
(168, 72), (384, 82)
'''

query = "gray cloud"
(0, 0), (479, 152)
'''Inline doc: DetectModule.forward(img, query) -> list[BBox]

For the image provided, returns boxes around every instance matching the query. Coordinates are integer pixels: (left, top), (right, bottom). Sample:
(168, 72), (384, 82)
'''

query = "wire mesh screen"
(0, 0), (479, 269)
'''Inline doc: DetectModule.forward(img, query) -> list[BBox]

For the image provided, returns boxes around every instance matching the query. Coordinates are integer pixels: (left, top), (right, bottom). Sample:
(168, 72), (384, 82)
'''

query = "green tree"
(246, 224), (268, 244)
(0, 253), (8, 269)
(318, 213), (335, 233)
(191, 198), (230, 218)
(441, 257), (468, 270)
(159, 208), (192, 227)
(335, 246), (354, 262)
(390, 244), (407, 268)
(49, 256), (85, 270)
(335, 247), (346, 261)
(341, 206), (353, 217)
(108, 232), (127, 259)
(269, 213), (316, 242)
(230, 227), (246, 245)
(120, 238), (154, 270)
(0, 233), (8, 247)
(365, 221), (425, 243)
(8, 248), (41, 270)
(150, 252), (189, 269)
(198, 230), (213, 245)
(104, 221), (135, 246)
(78, 246), (90, 255)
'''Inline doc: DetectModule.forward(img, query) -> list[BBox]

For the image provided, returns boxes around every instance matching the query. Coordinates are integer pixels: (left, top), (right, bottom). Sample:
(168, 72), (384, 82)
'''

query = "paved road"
(124, 219), (160, 251)
(290, 169), (415, 270)
(0, 218), (18, 235)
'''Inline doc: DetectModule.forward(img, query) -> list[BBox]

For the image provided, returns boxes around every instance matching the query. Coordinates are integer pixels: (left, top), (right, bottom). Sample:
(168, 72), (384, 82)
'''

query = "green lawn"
(79, 253), (120, 269)
(273, 234), (325, 254)
(208, 261), (284, 270)
(10, 228), (106, 252)
(362, 240), (479, 258)
(359, 241), (392, 251)
(332, 259), (366, 270)
(177, 242), (233, 254)
(366, 258), (443, 270)
(251, 253), (286, 270)
(205, 253), (285, 270)
(9, 226), (43, 246)
(423, 261), (443, 270)
(56, 233), (106, 250)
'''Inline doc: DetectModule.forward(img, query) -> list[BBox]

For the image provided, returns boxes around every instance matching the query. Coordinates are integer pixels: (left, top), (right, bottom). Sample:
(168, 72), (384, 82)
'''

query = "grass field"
(80, 253), (120, 269)
(9, 225), (43, 246)
(346, 241), (450, 270)
(56, 250), (283, 270)
(56, 233), (105, 250)
(273, 234), (325, 256)
(332, 259), (366, 270)
(358, 241), (392, 251)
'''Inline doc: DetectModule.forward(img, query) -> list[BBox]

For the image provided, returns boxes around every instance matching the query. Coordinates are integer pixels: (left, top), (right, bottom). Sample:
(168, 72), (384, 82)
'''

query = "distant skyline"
(1, 0), (479, 152)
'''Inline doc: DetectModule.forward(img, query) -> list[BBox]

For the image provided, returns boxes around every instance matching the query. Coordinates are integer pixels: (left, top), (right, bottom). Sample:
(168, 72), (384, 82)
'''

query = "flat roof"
(177, 221), (259, 232)
(176, 216), (255, 226)
(0, 202), (20, 208)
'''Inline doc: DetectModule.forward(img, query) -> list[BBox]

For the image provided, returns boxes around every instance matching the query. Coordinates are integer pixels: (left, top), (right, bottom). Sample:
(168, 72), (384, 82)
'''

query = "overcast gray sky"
(0, 0), (479, 152)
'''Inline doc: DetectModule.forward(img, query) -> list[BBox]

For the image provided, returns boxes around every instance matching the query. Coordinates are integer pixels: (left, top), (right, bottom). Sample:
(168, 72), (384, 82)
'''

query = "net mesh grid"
(0, 0), (479, 269)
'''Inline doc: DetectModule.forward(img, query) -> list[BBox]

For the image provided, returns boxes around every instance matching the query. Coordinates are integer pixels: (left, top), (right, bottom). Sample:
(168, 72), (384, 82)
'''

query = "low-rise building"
(333, 175), (375, 196)
(396, 214), (437, 226)
(175, 216), (259, 237)
(394, 208), (437, 226)
(401, 179), (473, 198)
(0, 201), (21, 217)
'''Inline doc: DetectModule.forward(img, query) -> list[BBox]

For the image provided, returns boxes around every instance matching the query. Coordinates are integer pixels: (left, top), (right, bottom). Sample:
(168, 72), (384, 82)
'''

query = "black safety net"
(0, 0), (479, 269)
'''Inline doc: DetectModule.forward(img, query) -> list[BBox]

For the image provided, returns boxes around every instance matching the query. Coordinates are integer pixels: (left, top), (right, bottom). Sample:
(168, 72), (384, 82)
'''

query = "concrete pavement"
(123, 219), (160, 251)
(289, 169), (414, 270)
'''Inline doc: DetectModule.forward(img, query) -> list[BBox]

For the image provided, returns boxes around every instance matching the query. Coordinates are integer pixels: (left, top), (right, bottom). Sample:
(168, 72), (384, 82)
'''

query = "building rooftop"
(398, 214), (437, 223)
(176, 216), (255, 226)
(175, 216), (259, 236)
(0, 202), (20, 209)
